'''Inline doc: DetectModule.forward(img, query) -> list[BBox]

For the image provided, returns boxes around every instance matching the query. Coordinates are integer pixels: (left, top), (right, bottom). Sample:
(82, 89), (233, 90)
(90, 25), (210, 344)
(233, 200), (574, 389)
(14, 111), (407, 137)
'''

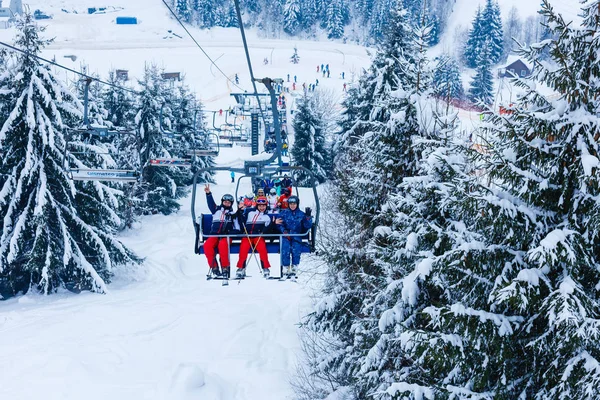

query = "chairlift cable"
(0, 41), (140, 96)
(161, 0), (245, 93)
(232, 0), (267, 122)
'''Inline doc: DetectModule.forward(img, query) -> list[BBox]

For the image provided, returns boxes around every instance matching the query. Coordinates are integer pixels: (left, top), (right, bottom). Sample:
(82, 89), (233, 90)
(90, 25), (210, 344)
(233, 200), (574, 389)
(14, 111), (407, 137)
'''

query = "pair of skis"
(206, 272), (296, 285)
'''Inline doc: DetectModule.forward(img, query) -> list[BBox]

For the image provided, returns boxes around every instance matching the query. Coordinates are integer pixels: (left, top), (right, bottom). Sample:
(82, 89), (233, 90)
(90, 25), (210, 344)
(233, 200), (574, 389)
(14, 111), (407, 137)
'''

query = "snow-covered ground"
(0, 144), (321, 400)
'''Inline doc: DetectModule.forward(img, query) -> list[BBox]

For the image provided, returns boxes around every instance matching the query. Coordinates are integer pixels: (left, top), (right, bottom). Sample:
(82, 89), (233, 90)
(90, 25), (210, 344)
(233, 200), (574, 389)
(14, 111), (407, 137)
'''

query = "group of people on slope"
(202, 184), (313, 280)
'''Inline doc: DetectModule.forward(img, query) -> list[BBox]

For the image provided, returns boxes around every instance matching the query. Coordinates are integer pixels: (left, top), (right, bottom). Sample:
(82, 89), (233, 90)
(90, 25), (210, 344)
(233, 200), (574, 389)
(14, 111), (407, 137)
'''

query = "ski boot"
(263, 268), (271, 278)
(209, 267), (221, 279)
(235, 268), (246, 279)
(221, 267), (231, 279)
(284, 265), (298, 280)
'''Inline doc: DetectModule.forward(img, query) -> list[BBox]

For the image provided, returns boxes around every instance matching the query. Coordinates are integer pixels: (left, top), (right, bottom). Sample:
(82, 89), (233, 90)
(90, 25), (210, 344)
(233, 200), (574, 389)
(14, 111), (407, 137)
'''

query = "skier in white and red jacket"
(235, 196), (275, 279)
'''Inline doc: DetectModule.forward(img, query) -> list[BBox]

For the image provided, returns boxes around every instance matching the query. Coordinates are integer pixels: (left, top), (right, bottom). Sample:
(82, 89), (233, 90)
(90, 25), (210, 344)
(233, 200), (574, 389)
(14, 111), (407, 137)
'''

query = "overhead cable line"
(0, 41), (140, 96)
(161, 0), (245, 93)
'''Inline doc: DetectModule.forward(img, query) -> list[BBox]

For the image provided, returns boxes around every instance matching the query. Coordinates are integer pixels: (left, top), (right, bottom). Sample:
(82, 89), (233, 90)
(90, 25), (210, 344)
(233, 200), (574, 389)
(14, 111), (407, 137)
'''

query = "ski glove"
(305, 207), (312, 217)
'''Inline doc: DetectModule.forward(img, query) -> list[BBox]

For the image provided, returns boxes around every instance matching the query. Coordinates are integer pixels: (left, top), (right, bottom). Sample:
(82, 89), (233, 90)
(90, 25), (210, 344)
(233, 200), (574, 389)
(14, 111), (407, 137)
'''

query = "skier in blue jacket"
(275, 195), (312, 278)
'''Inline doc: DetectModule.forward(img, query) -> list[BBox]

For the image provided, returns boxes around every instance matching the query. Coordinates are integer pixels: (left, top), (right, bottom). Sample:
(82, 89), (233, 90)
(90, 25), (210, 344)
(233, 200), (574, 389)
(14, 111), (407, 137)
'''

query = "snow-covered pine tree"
(464, 5), (484, 68)
(135, 64), (189, 215)
(194, 0), (217, 28)
(433, 53), (464, 104)
(326, 0), (345, 39)
(468, 41), (494, 105)
(175, 0), (192, 23)
(357, 112), (474, 400)
(368, 0), (394, 43)
(103, 70), (135, 129)
(225, 3), (238, 27)
(481, 0), (504, 64)
(300, 6), (433, 398)
(341, 2), (422, 221)
(503, 6), (522, 57)
(0, 13), (138, 299)
(283, 0), (301, 35)
(169, 78), (214, 185)
(290, 93), (327, 185)
(290, 46), (300, 64)
(299, 0), (318, 31)
(409, 0), (600, 397)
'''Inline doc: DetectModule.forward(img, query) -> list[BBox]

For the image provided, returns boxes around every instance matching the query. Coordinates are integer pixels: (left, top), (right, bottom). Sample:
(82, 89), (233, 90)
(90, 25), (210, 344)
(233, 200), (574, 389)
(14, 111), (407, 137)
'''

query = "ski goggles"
(287, 197), (298, 204)
(221, 194), (234, 203)
(256, 198), (268, 205)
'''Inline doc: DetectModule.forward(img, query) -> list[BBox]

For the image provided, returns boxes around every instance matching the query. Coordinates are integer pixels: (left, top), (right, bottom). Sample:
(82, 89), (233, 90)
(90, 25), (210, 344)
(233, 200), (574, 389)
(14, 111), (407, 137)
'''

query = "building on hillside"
(116, 16), (137, 25)
(0, 16), (9, 29)
(498, 56), (532, 79)
(161, 72), (181, 82)
(115, 69), (129, 81)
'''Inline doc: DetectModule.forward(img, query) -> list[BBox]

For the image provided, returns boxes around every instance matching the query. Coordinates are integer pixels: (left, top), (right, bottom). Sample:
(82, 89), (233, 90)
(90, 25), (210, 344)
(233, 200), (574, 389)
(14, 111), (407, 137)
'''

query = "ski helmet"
(245, 193), (254, 199)
(269, 188), (276, 195)
(221, 194), (234, 203)
(256, 196), (268, 205)
(287, 195), (299, 205)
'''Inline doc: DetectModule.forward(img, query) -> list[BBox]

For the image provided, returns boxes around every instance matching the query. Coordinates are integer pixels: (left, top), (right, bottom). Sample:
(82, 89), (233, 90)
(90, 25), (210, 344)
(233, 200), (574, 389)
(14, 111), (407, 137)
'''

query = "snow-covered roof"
(504, 55), (532, 71)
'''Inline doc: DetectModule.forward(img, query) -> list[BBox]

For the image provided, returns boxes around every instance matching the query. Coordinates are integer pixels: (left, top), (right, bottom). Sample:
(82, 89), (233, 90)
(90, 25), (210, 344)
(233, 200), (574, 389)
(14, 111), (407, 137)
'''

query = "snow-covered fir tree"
(503, 6), (523, 56)
(368, 0), (394, 42)
(468, 42), (494, 105)
(481, 0), (504, 64)
(175, 0), (192, 23)
(405, 0), (600, 397)
(325, 0), (345, 39)
(134, 64), (190, 215)
(464, 0), (504, 68)
(464, 5), (484, 68)
(432, 53), (464, 103)
(168, 78), (214, 185)
(355, 113), (474, 400)
(283, 0), (301, 35)
(0, 13), (138, 299)
(299, 6), (434, 398)
(103, 70), (136, 129)
(290, 93), (328, 185)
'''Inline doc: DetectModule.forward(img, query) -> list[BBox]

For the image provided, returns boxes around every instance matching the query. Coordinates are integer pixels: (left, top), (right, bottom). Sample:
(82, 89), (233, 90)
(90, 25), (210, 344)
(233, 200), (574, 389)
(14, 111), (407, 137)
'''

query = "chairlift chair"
(64, 78), (140, 183)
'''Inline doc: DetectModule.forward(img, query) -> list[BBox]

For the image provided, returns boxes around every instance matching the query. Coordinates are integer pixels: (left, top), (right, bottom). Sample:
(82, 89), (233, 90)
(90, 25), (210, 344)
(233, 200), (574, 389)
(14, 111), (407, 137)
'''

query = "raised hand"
(204, 184), (211, 194)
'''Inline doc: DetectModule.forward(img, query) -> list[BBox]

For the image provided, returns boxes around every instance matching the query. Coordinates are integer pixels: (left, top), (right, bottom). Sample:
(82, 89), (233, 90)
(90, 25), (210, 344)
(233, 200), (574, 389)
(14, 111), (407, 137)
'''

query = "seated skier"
(275, 195), (312, 278)
(202, 184), (241, 279)
(236, 196), (275, 279)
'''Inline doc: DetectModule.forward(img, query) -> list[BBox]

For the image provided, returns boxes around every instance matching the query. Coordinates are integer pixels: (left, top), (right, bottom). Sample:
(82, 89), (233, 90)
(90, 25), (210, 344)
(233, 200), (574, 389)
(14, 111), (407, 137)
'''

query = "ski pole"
(242, 223), (262, 273)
